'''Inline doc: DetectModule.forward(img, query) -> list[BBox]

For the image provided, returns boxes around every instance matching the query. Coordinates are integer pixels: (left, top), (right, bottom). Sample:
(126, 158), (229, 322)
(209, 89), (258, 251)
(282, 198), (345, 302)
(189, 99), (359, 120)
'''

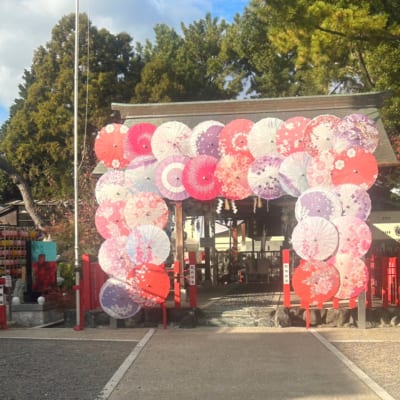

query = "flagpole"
(73, 0), (82, 330)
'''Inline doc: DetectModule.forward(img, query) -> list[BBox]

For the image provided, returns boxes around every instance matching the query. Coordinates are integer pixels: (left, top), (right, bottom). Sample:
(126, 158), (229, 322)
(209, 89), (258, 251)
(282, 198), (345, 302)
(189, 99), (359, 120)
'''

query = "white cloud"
(0, 0), (246, 123)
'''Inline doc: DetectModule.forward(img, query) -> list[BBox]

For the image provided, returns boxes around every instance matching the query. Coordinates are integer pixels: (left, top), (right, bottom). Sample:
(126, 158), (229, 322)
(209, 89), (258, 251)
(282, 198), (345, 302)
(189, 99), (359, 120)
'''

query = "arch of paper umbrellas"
(94, 113), (379, 319)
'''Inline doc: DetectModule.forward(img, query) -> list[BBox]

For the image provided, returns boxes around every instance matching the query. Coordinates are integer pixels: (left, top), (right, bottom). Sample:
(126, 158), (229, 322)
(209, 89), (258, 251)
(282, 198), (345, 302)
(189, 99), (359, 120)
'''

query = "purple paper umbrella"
(247, 155), (285, 200)
(190, 120), (224, 158)
(295, 187), (342, 222)
(334, 183), (371, 221)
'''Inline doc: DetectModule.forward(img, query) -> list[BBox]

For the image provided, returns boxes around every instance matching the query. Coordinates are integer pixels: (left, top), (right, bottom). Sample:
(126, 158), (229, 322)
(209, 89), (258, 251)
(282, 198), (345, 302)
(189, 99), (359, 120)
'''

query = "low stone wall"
(11, 303), (64, 327)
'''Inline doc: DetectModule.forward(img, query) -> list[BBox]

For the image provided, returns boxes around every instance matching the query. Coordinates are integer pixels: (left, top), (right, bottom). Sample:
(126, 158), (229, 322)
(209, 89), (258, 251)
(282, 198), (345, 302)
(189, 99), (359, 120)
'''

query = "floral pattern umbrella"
(292, 259), (340, 305)
(127, 263), (170, 305)
(332, 216), (372, 258)
(98, 236), (133, 280)
(248, 117), (283, 158)
(99, 277), (142, 319)
(94, 123), (131, 169)
(125, 122), (157, 157)
(331, 254), (369, 300)
(151, 121), (192, 160)
(295, 187), (342, 221)
(95, 200), (130, 239)
(190, 120), (224, 158)
(275, 116), (310, 156)
(214, 154), (253, 200)
(291, 216), (339, 261)
(155, 155), (190, 201)
(306, 151), (335, 188)
(124, 192), (169, 229)
(334, 183), (371, 221)
(278, 151), (311, 197)
(182, 155), (221, 200)
(303, 114), (341, 156)
(247, 155), (285, 200)
(95, 169), (128, 204)
(333, 113), (379, 154)
(124, 155), (161, 195)
(331, 147), (378, 190)
(126, 224), (171, 265)
(218, 119), (254, 158)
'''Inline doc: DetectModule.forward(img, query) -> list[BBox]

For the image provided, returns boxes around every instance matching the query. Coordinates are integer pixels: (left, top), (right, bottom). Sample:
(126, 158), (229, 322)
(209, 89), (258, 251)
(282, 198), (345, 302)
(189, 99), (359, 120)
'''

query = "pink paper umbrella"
(276, 116), (310, 156)
(95, 200), (130, 239)
(155, 155), (189, 201)
(125, 122), (156, 157)
(333, 113), (379, 154)
(214, 154), (253, 200)
(248, 117), (283, 158)
(295, 187), (342, 222)
(95, 169), (128, 204)
(303, 114), (341, 156)
(124, 192), (169, 229)
(278, 151), (311, 197)
(98, 236), (133, 280)
(331, 147), (378, 190)
(218, 119), (254, 158)
(306, 150), (335, 188)
(127, 263), (170, 305)
(247, 155), (285, 200)
(334, 183), (371, 220)
(292, 259), (340, 305)
(331, 254), (369, 300)
(151, 121), (192, 161)
(190, 120), (224, 158)
(292, 216), (339, 261)
(332, 216), (372, 258)
(99, 277), (142, 319)
(182, 155), (221, 200)
(124, 155), (161, 195)
(126, 224), (171, 265)
(94, 123), (131, 169)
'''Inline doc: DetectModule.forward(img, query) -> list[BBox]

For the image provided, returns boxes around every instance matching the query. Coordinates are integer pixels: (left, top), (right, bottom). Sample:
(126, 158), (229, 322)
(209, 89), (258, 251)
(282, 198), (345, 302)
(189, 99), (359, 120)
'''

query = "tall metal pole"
(73, 0), (81, 329)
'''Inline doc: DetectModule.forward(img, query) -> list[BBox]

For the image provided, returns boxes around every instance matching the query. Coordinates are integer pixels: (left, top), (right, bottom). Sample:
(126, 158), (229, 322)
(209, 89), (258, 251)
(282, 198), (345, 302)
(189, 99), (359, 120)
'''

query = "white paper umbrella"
(306, 151), (335, 188)
(248, 117), (283, 158)
(126, 224), (171, 265)
(334, 184), (371, 221)
(95, 169), (128, 204)
(279, 151), (311, 197)
(291, 216), (339, 261)
(151, 121), (192, 160)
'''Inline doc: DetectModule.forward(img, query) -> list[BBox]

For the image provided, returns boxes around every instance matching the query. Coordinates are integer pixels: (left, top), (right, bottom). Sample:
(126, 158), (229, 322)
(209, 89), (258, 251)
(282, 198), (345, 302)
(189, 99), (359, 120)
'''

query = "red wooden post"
(174, 261), (181, 308)
(332, 297), (339, 309)
(382, 257), (388, 307)
(282, 249), (291, 307)
(188, 251), (197, 308)
(0, 278), (7, 330)
(81, 254), (91, 311)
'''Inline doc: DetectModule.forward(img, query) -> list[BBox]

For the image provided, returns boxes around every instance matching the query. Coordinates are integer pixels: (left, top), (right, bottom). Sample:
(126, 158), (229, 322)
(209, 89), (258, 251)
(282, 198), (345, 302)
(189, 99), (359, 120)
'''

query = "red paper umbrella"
(331, 147), (378, 190)
(95, 169), (128, 204)
(218, 119), (254, 158)
(94, 123), (131, 169)
(291, 216), (339, 261)
(332, 216), (372, 258)
(182, 155), (221, 200)
(331, 254), (369, 300)
(278, 151), (311, 197)
(125, 122), (156, 157)
(127, 263), (170, 305)
(303, 114), (341, 156)
(99, 277), (142, 319)
(276, 116), (310, 156)
(214, 154), (253, 200)
(124, 192), (169, 229)
(95, 200), (130, 239)
(306, 151), (335, 188)
(98, 236), (134, 280)
(151, 121), (192, 161)
(292, 259), (340, 305)
(248, 117), (283, 158)
(155, 155), (190, 201)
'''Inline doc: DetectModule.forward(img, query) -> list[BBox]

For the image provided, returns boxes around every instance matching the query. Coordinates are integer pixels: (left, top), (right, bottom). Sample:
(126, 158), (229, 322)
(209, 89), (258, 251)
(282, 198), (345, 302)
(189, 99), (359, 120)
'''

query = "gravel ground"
(0, 338), (137, 400)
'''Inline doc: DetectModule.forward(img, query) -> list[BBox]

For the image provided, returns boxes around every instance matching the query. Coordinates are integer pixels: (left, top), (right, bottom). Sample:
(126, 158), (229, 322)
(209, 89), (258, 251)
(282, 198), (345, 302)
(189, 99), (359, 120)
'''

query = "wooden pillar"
(175, 202), (185, 287)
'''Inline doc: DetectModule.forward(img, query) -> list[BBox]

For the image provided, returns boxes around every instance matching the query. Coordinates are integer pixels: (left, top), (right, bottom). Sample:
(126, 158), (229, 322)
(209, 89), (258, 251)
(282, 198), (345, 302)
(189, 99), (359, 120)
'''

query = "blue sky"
(0, 0), (248, 126)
